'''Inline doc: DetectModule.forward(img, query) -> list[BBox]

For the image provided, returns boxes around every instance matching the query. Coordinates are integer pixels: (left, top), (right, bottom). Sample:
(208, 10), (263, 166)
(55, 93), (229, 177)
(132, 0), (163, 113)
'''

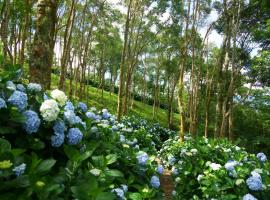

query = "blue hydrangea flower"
(12, 163), (26, 176)
(6, 81), (16, 90)
(64, 110), (77, 125)
(51, 133), (65, 147)
(134, 145), (139, 150)
(67, 128), (83, 145)
(53, 120), (65, 135)
(23, 110), (41, 134)
(168, 155), (176, 165)
(256, 152), (267, 162)
(156, 165), (164, 174)
(112, 188), (125, 199)
(246, 173), (263, 191)
(16, 84), (26, 92)
(86, 111), (96, 120)
(136, 151), (148, 165)
(150, 176), (160, 188)
(8, 90), (28, 111)
(27, 83), (42, 92)
(0, 98), (7, 109)
(102, 109), (111, 119)
(120, 134), (125, 142)
(225, 160), (238, 171)
(172, 167), (179, 175)
(43, 93), (49, 100)
(228, 169), (237, 178)
(243, 193), (258, 200)
(65, 101), (74, 111)
(121, 184), (128, 193)
(77, 102), (87, 113)
(112, 125), (118, 131)
(90, 126), (98, 133)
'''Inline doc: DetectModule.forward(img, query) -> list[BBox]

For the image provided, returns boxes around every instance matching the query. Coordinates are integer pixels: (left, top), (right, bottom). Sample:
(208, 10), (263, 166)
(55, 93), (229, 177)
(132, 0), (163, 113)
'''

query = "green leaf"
(106, 154), (118, 165)
(96, 192), (115, 200)
(64, 145), (80, 161)
(36, 159), (56, 173)
(104, 169), (124, 178)
(90, 168), (102, 176)
(129, 193), (142, 200)
(0, 138), (11, 153)
(235, 179), (244, 186)
(92, 156), (105, 168)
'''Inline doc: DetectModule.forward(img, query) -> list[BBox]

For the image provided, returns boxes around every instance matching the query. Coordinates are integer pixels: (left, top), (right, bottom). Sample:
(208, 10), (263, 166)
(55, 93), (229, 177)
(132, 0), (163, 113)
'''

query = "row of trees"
(0, 0), (269, 143)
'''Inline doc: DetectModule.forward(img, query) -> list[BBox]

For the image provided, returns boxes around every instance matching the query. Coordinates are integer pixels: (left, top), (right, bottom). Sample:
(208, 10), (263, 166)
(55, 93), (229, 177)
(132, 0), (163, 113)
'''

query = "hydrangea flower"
(111, 188), (125, 199)
(86, 111), (96, 119)
(136, 151), (148, 165)
(172, 167), (179, 175)
(8, 90), (28, 111)
(246, 172), (263, 191)
(64, 110), (77, 125)
(0, 98), (7, 109)
(168, 155), (176, 165)
(53, 120), (65, 134)
(40, 99), (59, 122)
(27, 83), (42, 92)
(23, 110), (41, 134)
(67, 128), (83, 145)
(64, 101), (75, 111)
(224, 160), (238, 171)
(77, 102), (87, 113)
(111, 125), (118, 131)
(13, 163), (26, 176)
(16, 84), (26, 92)
(256, 152), (267, 162)
(243, 194), (257, 200)
(90, 126), (98, 133)
(120, 134), (126, 142)
(156, 165), (164, 174)
(51, 89), (67, 106)
(172, 190), (177, 196)
(102, 108), (111, 119)
(121, 184), (128, 193)
(209, 163), (222, 171)
(51, 133), (65, 147)
(197, 174), (204, 182)
(150, 176), (160, 188)
(6, 81), (16, 90)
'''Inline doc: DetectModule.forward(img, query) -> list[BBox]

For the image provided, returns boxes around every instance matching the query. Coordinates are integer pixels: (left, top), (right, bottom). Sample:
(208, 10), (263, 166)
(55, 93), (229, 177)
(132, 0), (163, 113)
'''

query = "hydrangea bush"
(0, 79), (164, 200)
(159, 136), (270, 199)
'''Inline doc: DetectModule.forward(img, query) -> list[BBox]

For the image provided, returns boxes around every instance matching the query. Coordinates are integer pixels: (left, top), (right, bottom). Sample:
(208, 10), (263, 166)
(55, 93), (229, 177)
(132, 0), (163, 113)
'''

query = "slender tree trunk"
(59, 0), (76, 90)
(117, 0), (132, 120)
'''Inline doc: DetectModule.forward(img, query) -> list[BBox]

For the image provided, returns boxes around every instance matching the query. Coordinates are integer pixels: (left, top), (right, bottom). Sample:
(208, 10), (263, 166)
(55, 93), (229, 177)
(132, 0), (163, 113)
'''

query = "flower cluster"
(77, 102), (87, 113)
(51, 89), (67, 106)
(27, 83), (42, 93)
(150, 176), (160, 188)
(23, 110), (41, 134)
(8, 90), (28, 111)
(40, 99), (60, 122)
(136, 151), (149, 165)
(256, 152), (267, 162)
(246, 171), (263, 191)
(67, 128), (83, 145)
(0, 97), (7, 109)
(12, 163), (26, 176)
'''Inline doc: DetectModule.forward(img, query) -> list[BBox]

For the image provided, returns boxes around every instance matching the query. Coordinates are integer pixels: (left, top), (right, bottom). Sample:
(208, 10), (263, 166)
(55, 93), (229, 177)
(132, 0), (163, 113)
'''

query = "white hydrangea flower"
(197, 174), (204, 182)
(190, 148), (198, 154)
(209, 163), (222, 171)
(51, 89), (67, 106)
(40, 99), (60, 122)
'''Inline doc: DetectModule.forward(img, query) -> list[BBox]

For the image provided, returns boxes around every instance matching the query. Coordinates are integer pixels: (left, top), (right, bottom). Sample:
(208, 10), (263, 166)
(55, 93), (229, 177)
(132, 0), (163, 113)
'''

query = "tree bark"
(29, 0), (58, 89)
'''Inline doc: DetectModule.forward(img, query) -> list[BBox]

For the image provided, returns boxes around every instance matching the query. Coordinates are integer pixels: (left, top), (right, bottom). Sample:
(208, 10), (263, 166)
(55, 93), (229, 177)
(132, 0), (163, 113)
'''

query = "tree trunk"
(29, 0), (58, 89)
(117, 0), (132, 120)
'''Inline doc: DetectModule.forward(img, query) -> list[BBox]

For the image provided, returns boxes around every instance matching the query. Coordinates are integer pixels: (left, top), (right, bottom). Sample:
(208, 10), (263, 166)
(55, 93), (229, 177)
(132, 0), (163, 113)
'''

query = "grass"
(51, 74), (179, 128)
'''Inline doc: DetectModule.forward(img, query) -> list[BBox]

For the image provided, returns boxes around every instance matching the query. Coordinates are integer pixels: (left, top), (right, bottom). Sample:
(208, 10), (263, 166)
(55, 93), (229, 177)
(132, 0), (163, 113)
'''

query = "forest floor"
(51, 74), (180, 128)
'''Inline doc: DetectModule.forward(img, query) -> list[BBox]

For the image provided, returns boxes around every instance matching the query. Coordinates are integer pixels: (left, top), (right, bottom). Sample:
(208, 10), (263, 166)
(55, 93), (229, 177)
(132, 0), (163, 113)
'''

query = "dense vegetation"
(0, 0), (269, 199)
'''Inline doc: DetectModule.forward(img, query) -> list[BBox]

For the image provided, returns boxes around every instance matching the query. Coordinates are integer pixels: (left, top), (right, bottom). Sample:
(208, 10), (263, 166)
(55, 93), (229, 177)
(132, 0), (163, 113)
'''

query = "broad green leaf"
(64, 145), (80, 161)
(36, 159), (56, 173)
(104, 169), (124, 178)
(106, 154), (118, 165)
(90, 168), (102, 176)
(96, 192), (116, 200)
(0, 138), (11, 153)
(129, 193), (142, 200)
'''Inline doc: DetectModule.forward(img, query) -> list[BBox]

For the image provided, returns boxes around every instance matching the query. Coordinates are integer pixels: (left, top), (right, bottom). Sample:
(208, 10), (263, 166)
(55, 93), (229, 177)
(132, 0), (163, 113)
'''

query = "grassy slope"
(51, 74), (179, 128)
